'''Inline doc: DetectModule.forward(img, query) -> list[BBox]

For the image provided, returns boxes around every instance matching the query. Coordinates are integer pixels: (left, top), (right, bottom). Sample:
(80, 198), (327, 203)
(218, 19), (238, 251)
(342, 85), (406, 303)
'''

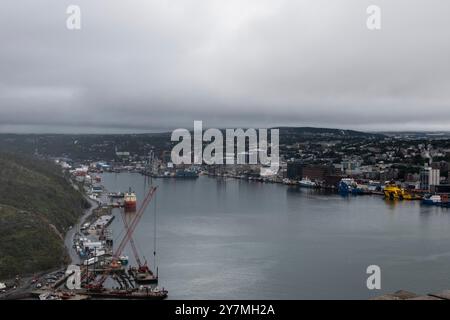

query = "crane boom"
(113, 186), (157, 258)
(120, 210), (142, 267)
(89, 186), (157, 288)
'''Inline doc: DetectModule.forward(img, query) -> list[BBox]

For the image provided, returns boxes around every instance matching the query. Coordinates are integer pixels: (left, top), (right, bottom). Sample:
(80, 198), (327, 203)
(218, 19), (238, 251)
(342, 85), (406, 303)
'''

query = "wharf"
(372, 290), (450, 300)
(80, 288), (168, 300)
(31, 289), (90, 300)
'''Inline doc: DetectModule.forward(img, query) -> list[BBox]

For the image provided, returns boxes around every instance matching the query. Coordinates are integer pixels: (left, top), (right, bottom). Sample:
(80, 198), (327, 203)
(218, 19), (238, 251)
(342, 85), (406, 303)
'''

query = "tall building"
(286, 160), (303, 180)
(420, 166), (440, 191)
(302, 165), (334, 182)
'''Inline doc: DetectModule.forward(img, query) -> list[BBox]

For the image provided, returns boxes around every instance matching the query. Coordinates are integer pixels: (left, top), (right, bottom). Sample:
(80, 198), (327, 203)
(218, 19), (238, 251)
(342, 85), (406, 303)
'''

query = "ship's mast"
(154, 189), (157, 275)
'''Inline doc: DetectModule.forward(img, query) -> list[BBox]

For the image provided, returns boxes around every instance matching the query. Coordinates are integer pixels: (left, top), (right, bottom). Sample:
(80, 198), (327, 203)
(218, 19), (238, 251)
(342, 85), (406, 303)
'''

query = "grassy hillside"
(0, 153), (89, 279)
(0, 205), (66, 278)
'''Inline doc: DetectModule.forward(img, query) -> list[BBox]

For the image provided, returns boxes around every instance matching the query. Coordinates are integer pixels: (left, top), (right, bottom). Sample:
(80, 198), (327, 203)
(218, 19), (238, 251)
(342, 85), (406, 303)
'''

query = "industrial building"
(420, 166), (440, 191)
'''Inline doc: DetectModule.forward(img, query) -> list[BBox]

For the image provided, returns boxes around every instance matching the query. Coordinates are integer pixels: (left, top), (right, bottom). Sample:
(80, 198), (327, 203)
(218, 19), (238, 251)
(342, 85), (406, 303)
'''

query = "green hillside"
(0, 153), (89, 279)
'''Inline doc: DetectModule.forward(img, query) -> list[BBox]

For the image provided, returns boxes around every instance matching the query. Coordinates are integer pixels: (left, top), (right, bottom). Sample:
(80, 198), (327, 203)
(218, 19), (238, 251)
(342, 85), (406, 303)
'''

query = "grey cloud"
(1, 0), (450, 133)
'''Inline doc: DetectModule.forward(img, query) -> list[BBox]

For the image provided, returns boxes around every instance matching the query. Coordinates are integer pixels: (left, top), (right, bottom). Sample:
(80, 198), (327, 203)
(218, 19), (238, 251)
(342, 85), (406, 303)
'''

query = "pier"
(373, 290), (450, 300)
(25, 176), (167, 301)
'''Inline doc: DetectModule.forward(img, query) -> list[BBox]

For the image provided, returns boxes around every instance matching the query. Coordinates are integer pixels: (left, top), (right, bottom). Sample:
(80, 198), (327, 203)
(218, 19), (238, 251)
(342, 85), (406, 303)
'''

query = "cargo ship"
(124, 189), (137, 211)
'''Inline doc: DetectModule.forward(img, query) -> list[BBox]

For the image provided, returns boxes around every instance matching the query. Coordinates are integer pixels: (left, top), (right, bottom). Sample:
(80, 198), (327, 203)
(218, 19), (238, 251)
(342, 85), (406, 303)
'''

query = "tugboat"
(339, 178), (364, 195)
(124, 189), (137, 212)
(119, 255), (129, 266)
(422, 194), (442, 205)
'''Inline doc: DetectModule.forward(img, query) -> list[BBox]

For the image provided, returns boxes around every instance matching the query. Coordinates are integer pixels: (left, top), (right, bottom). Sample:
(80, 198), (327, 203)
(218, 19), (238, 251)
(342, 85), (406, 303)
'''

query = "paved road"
(64, 197), (99, 265)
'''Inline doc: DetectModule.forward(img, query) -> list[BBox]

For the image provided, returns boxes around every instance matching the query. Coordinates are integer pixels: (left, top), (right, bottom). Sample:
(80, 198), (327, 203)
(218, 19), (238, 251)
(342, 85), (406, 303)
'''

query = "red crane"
(120, 209), (144, 268)
(87, 186), (158, 289)
(113, 186), (157, 259)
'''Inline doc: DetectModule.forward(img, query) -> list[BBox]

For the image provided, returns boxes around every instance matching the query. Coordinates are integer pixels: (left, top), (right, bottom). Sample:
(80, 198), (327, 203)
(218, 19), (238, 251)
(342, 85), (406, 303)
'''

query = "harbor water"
(102, 173), (450, 299)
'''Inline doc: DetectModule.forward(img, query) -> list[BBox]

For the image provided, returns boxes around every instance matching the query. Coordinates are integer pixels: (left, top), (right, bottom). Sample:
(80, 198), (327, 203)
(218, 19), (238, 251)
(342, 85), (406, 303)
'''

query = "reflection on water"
(102, 173), (450, 299)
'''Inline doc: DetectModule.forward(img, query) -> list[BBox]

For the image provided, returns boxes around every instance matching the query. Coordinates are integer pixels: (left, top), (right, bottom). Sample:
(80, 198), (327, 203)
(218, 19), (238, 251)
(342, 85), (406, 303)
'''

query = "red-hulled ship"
(124, 189), (137, 211)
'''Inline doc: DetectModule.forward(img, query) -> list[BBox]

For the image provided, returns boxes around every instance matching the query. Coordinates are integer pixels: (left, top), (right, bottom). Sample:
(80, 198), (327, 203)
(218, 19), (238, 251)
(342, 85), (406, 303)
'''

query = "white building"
(420, 166), (440, 191)
(341, 159), (362, 175)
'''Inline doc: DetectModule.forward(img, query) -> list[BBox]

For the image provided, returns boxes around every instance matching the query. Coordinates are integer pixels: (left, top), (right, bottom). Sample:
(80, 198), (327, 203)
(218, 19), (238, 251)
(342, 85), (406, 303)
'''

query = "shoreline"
(63, 196), (100, 265)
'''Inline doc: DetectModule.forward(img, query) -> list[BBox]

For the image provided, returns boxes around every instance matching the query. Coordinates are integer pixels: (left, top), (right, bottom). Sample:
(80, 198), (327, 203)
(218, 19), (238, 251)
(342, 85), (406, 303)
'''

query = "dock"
(372, 290), (450, 300)
(31, 289), (91, 300)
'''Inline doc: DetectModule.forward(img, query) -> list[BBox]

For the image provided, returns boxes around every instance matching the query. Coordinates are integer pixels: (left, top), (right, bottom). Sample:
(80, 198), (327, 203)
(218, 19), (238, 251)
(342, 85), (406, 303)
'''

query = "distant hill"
(381, 131), (450, 140)
(0, 128), (383, 161)
(0, 133), (171, 161)
(275, 127), (384, 138)
(0, 153), (89, 279)
(274, 127), (384, 145)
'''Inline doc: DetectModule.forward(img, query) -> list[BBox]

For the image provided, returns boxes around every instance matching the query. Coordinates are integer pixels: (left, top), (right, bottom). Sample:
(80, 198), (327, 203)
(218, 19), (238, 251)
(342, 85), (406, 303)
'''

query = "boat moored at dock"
(383, 184), (422, 201)
(108, 192), (125, 199)
(83, 286), (167, 300)
(128, 266), (158, 284)
(298, 177), (317, 188)
(338, 178), (365, 195)
(124, 189), (137, 211)
(421, 194), (450, 207)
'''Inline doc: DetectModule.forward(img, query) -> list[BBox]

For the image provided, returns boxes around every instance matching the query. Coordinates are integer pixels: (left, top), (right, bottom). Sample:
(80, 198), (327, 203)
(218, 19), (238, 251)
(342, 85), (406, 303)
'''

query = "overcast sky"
(1, 0), (450, 133)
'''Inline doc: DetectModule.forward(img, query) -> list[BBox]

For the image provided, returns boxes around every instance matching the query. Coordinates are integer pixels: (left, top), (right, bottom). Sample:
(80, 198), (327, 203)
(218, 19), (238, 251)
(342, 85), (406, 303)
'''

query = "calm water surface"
(101, 173), (450, 299)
